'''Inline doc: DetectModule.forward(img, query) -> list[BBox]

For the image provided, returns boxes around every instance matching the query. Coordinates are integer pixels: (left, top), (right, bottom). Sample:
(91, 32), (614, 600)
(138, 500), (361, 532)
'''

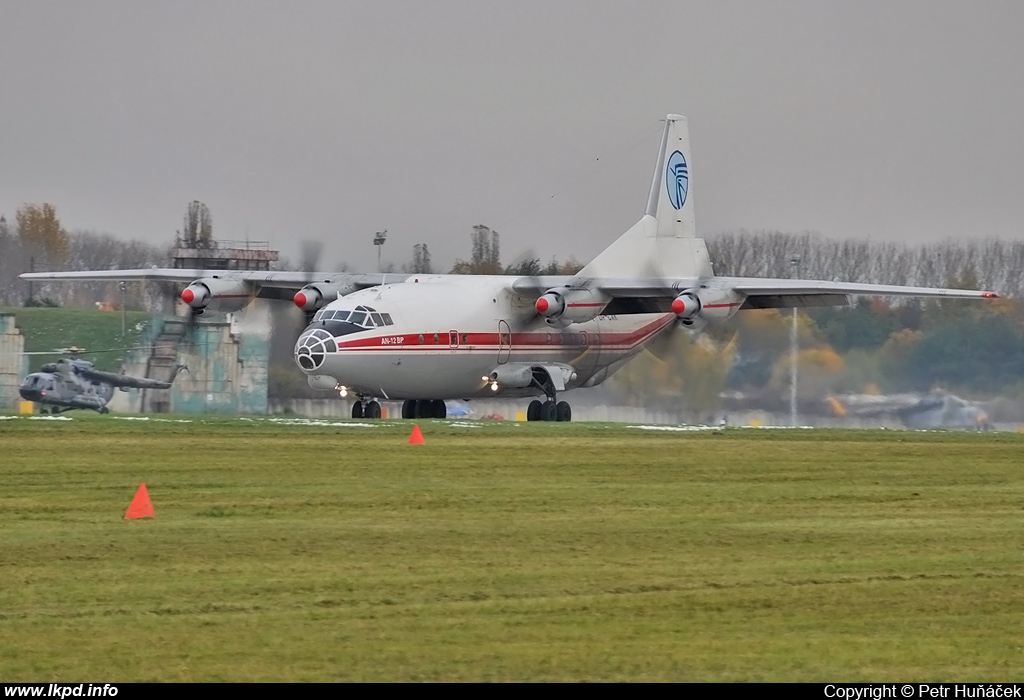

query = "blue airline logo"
(666, 150), (688, 210)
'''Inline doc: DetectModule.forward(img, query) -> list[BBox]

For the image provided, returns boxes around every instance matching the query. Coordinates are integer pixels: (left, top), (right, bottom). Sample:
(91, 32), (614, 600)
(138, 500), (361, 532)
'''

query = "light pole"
(119, 282), (127, 337)
(373, 230), (387, 273)
(789, 253), (802, 427)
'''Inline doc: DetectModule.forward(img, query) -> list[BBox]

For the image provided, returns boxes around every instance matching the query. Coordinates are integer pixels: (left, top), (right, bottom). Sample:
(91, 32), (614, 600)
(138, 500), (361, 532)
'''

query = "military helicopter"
(18, 347), (187, 414)
(827, 391), (992, 430)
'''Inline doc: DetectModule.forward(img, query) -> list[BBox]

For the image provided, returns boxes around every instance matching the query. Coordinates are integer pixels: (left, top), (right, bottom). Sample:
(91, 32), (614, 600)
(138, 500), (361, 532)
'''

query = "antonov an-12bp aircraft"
(22, 115), (999, 421)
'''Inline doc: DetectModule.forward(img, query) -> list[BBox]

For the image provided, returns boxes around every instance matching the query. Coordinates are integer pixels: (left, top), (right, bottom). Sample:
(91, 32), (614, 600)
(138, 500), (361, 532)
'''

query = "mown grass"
(1, 417), (1023, 681)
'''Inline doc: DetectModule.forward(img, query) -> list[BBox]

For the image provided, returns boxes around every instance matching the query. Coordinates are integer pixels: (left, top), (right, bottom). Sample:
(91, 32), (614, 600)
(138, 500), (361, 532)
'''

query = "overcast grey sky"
(2, 1), (1023, 272)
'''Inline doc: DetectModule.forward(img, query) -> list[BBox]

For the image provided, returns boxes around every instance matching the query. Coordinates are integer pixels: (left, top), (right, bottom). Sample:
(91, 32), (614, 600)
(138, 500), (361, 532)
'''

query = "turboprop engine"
(293, 282), (359, 313)
(180, 278), (252, 314)
(535, 288), (609, 325)
(672, 287), (742, 327)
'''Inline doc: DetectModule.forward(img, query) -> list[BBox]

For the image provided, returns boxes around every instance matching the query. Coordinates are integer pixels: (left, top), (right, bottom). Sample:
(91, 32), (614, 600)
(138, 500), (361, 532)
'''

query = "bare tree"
(452, 225), (501, 274)
(406, 243), (433, 274)
(179, 201), (213, 249)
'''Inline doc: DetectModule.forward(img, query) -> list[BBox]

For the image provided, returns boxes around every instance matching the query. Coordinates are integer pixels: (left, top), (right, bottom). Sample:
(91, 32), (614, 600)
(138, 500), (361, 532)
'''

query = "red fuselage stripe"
(333, 315), (675, 351)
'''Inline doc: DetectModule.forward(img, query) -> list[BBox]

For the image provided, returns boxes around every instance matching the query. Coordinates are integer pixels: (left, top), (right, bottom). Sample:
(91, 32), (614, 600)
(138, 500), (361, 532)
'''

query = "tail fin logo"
(666, 150), (688, 210)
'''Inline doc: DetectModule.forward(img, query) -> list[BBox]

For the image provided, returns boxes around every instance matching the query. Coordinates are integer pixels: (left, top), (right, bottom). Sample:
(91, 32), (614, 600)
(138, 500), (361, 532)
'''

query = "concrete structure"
(109, 315), (270, 415)
(172, 239), (278, 271)
(0, 314), (27, 409)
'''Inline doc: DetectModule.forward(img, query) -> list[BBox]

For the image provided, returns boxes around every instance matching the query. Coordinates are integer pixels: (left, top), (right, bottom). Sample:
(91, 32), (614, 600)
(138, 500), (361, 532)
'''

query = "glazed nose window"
(294, 329), (336, 371)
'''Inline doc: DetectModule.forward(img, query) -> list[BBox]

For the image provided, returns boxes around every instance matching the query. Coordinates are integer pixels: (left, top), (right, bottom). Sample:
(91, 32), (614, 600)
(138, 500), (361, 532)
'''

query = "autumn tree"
(17, 203), (70, 269)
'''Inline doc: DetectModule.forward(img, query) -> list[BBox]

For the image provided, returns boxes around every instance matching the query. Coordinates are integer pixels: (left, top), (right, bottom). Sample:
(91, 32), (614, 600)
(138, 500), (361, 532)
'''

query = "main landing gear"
(351, 399), (382, 419)
(525, 369), (572, 422)
(526, 399), (572, 422)
(401, 399), (446, 419)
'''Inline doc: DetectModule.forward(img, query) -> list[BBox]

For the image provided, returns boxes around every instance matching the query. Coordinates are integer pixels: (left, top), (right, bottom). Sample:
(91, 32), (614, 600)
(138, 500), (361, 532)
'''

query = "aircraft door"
(575, 318), (602, 386)
(497, 320), (512, 364)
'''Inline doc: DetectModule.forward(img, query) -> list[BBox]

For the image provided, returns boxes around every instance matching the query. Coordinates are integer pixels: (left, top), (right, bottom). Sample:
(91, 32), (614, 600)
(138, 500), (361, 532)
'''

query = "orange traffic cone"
(124, 483), (155, 519)
(408, 425), (425, 444)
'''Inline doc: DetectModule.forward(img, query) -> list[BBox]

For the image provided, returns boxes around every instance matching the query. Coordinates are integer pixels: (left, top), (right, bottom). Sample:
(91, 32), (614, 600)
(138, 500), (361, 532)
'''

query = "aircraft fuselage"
(294, 276), (681, 400)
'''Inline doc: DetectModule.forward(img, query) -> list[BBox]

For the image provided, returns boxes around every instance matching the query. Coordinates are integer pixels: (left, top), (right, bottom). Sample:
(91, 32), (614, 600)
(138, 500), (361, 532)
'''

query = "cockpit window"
(313, 305), (391, 329)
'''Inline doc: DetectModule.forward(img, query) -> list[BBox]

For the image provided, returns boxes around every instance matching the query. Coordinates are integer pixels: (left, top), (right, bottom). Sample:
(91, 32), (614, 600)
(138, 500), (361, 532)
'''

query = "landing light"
(490, 381), (499, 392)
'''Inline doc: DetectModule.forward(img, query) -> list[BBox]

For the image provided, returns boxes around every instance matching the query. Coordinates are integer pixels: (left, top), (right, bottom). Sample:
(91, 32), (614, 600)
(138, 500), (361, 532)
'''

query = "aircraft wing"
(18, 268), (412, 298)
(18, 268), (410, 287)
(513, 275), (999, 315)
(720, 277), (999, 307)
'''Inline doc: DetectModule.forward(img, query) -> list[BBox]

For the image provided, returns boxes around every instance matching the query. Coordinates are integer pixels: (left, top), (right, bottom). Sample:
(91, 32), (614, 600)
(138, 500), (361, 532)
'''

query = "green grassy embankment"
(1, 306), (153, 372)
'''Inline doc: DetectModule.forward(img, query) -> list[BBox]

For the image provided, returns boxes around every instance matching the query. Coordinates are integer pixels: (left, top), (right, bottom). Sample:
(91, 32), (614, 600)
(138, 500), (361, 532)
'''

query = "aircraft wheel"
(433, 400), (447, 419)
(366, 401), (382, 419)
(556, 401), (572, 422)
(351, 402), (364, 419)
(541, 400), (557, 422)
(402, 400), (416, 419)
(99, 407), (110, 415)
(527, 400), (542, 422)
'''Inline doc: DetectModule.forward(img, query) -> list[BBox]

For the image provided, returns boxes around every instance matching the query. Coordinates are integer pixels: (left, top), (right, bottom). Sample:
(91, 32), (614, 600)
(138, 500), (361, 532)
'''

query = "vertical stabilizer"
(579, 115), (712, 279)
(649, 115), (697, 239)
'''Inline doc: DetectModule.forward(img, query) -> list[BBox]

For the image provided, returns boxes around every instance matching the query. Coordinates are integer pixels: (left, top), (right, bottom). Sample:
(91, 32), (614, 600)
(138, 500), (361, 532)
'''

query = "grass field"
(2, 416), (1023, 681)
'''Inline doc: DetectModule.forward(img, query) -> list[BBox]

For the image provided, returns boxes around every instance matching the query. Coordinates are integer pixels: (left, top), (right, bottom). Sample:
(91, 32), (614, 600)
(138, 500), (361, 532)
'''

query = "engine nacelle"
(180, 278), (251, 314)
(673, 286), (743, 327)
(294, 282), (359, 312)
(535, 288), (608, 325)
(486, 364), (535, 389)
(671, 291), (701, 320)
